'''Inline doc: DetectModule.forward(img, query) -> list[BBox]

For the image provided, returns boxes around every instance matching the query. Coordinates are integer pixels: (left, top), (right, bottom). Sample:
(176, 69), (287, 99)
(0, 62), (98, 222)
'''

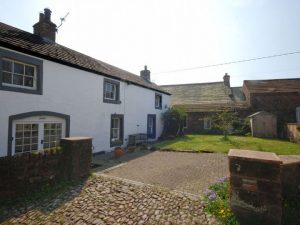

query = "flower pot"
(127, 146), (135, 153)
(114, 147), (124, 158)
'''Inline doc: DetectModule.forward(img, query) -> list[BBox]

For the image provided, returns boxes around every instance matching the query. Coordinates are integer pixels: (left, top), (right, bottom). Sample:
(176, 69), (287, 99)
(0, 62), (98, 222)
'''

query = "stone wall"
(229, 149), (300, 225)
(0, 137), (92, 200)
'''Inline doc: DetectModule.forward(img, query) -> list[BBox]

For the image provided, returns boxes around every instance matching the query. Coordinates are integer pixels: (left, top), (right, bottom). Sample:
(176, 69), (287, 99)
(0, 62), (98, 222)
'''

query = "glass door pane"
(43, 123), (62, 149)
(15, 123), (39, 153)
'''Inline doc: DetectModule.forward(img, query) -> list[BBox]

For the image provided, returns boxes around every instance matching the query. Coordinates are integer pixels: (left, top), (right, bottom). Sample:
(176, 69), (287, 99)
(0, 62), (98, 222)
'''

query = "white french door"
(12, 116), (66, 154)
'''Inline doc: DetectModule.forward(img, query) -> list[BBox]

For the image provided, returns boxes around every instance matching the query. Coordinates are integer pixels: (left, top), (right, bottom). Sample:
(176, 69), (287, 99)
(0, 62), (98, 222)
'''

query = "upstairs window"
(2, 59), (36, 89)
(103, 78), (120, 104)
(0, 48), (43, 95)
(155, 93), (162, 109)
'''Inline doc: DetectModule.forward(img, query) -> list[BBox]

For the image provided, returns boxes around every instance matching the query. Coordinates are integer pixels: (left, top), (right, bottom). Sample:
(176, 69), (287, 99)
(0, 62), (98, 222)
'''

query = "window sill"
(0, 84), (42, 95)
(110, 139), (123, 147)
(155, 106), (162, 110)
(104, 99), (121, 104)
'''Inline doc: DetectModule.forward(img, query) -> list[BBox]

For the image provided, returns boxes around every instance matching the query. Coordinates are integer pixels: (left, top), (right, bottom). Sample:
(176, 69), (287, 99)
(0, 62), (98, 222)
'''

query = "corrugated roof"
(161, 82), (248, 112)
(244, 78), (300, 93)
(0, 22), (170, 95)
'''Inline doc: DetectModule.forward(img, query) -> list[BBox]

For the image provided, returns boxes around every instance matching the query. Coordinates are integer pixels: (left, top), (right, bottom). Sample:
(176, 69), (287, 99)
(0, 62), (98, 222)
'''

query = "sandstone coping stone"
(228, 149), (282, 164)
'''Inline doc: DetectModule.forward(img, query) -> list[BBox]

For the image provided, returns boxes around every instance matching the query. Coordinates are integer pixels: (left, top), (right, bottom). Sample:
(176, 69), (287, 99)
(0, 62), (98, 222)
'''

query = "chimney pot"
(140, 65), (151, 82)
(39, 12), (45, 22)
(223, 73), (230, 87)
(44, 8), (52, 21)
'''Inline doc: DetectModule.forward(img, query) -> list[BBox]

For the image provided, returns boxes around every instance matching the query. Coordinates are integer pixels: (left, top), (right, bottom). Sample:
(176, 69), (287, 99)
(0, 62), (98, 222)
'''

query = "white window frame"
(12, 116), (66, 155)
(43, 123), (63, 149)
(204, 118), (212, 130)
(111, 117), (120, 141)
(2, 58), (37, 90)
(14, 123), (39, 154)
(104, 82), (117, 101)
(155, 93), (162, 109)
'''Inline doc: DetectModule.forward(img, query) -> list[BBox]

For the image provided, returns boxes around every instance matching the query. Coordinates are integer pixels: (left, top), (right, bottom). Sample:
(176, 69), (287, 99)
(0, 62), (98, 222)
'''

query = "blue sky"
(1, 0), (300, 86)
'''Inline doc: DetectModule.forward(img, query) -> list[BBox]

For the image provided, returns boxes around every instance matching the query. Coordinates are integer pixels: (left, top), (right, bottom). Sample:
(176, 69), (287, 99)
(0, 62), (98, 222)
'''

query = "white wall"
(0, 47), (170, 157)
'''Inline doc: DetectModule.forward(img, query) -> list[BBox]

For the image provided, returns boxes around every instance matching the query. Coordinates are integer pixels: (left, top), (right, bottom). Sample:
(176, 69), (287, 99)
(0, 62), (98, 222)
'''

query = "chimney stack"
(33, 8), (57, 42)
(140, 65), (151, 82)
(223, 73), (230, 87)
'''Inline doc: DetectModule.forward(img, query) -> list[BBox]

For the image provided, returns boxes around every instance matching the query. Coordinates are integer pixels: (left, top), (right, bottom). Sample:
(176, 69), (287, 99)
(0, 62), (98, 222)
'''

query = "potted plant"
(114, 146), (124, 158)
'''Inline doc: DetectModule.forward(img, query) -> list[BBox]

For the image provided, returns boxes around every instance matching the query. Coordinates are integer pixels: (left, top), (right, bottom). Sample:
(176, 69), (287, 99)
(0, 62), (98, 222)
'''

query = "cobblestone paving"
(1, 175), (217, 225)
(103, 151), (229, 195)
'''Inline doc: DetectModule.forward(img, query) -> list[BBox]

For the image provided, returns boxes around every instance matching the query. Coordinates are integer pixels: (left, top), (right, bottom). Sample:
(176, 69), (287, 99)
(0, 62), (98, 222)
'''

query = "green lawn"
(154, 135), (300, 155)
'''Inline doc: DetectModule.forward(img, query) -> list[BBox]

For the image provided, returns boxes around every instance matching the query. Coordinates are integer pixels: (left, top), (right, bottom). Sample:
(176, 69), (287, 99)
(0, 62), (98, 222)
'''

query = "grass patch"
(154, 135), (300, 155)
(204, 177), (238, 225)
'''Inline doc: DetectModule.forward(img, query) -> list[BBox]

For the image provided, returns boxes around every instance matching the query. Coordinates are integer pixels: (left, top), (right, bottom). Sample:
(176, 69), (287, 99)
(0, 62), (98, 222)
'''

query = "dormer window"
(155, 93), (162, 109)
(103, 78), (120, 104)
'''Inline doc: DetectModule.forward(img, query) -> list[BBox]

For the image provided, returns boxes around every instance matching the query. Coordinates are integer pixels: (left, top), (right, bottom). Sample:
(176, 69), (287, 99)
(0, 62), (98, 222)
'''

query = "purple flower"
(216, 176), (229, 184)
(205, 189), (217, 201)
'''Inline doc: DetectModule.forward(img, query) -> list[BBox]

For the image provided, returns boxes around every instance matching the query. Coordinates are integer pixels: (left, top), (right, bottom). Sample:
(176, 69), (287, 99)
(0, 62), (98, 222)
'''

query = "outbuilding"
(248, 111), (277, 138)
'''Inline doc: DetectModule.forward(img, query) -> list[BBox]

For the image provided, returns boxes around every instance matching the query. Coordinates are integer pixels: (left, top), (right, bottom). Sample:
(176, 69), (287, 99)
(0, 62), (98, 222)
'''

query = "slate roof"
(0, 22), (169, 95)
(244, 78), (300, 93)
(161, 82), (248, 112)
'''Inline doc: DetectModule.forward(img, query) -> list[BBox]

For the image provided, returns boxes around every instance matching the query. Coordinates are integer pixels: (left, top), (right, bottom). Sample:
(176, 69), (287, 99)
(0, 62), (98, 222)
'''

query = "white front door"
(12, 116), (66, 154)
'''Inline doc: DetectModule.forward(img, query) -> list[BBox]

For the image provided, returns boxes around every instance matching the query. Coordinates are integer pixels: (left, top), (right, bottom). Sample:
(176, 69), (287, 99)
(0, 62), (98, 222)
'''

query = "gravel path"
(102, 151), (229, 195)
(2, 175), (217, 225)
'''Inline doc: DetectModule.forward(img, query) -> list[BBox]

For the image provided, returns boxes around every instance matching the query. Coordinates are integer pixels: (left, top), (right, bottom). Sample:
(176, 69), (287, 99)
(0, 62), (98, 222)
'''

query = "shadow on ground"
(92, 149), (155, 172)
(0, 177), (88, 223)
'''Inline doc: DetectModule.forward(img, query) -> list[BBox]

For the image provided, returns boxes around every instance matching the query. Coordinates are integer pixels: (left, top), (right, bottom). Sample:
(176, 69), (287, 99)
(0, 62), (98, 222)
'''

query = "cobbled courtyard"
(1, 175), (218, 225)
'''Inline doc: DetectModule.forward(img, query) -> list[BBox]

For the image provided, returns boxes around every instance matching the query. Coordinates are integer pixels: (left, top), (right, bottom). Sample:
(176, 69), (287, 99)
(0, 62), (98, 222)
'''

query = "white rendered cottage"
(0, 8), (170, 157)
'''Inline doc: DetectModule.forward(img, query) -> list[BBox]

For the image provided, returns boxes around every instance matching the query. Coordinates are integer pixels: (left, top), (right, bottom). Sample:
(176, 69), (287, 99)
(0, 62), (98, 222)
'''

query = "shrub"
(204, 177), (238, 225)
(212, 109), (239, 140)
(232, 118), (251, 136)
(161, 107), (187, 137)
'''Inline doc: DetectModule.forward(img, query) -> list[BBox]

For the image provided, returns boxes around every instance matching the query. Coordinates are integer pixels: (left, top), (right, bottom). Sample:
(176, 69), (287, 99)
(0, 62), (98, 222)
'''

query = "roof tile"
(0, 22), (169, 95)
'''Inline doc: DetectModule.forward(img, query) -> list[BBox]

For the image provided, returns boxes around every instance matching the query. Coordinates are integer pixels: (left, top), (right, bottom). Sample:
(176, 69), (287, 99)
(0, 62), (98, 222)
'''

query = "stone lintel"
(228, 149), (282, 164)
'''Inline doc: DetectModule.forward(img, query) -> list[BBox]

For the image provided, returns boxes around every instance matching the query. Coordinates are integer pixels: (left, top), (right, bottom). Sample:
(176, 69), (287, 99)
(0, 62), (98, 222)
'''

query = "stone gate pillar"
(60, 137), (93, 180)
(228, 149), (282, 225)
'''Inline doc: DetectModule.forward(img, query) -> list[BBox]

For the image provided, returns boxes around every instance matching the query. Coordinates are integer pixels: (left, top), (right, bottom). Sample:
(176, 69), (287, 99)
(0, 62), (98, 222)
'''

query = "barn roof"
(244, 78), (300, 93)
(161, 82), (248, 112)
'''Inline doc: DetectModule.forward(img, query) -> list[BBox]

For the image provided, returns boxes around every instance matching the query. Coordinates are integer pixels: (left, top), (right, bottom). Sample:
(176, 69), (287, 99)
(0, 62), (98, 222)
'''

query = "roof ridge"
(160, 81), (224, 87)
(245, 78), (300, 82)
(0, 22), (170, 95)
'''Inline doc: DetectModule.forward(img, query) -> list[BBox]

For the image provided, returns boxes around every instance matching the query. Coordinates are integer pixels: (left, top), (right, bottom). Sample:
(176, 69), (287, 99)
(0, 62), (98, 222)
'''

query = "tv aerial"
(57, 12), (70, 29)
